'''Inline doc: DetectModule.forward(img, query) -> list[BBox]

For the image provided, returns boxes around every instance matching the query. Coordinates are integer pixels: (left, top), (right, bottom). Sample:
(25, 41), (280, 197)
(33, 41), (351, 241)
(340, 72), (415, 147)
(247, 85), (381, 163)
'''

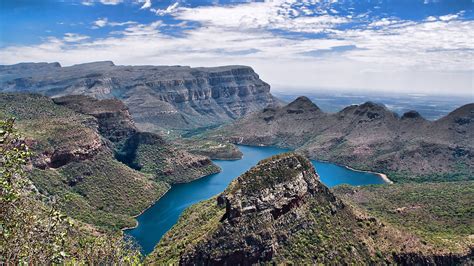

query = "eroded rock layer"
(0, 61), (281, 133)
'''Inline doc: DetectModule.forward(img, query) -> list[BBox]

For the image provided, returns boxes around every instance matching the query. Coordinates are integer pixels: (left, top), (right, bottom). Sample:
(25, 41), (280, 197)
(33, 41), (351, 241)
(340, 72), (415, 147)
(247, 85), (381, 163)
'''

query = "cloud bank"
(1, 0), (473, 96)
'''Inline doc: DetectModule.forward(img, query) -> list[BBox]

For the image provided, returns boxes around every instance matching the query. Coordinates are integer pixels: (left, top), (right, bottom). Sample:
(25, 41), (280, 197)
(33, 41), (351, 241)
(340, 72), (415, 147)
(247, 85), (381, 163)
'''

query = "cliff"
(53, 94), (220, 183)
(0, 61), (281, 133)
(205, 97), (474, 182)
(149, 153), (473, 264)
(0, 93), (219, 230)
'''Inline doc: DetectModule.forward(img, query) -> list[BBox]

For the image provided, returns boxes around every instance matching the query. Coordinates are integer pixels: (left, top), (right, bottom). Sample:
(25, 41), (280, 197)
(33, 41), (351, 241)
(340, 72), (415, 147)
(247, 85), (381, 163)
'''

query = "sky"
(0, 0), (473, 96)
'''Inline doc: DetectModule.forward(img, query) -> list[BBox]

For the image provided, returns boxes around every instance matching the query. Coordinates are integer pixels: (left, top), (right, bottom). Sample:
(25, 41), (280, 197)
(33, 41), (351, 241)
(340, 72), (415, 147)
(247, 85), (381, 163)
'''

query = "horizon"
(1, 0), (473, 96)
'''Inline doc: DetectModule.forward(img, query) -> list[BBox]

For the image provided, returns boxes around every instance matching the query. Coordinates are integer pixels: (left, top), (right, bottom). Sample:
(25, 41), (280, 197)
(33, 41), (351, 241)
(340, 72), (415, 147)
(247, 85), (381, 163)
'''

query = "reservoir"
(125, 145), (387, 255)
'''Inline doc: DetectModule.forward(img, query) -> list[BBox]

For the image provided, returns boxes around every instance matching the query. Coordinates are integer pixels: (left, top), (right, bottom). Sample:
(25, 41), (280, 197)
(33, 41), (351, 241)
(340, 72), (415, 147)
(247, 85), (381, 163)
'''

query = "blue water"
(125, 145), (386, 254)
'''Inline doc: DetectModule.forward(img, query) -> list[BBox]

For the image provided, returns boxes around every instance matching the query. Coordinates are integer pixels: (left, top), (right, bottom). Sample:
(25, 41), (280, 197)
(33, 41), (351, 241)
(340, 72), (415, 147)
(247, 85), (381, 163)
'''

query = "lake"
(125, 145), (387, 255)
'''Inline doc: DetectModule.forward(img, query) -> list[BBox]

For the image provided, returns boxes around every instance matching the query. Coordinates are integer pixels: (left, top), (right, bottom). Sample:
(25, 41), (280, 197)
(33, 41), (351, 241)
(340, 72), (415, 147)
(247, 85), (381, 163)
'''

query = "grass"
(1, 93), (170, 230)
(146, 197), (225, 264)
(29, 152), (169, 230)
(333, 181), (474, 253)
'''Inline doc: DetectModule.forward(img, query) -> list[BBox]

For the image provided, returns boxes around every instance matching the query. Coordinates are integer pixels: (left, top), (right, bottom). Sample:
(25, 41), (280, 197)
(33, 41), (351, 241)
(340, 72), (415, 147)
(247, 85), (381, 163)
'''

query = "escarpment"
(178, 153), (357, 265)
(52, 94), (220, 184)
(206, 97), (474, 182)
(150, 153), (473, 265)
(0, 93), (219, 230)
(0, 61), (281, 133)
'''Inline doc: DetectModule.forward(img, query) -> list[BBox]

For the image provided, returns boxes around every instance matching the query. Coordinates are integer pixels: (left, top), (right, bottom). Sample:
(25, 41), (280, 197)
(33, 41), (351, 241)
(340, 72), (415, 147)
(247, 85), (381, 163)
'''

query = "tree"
(1, 118), (142, 264)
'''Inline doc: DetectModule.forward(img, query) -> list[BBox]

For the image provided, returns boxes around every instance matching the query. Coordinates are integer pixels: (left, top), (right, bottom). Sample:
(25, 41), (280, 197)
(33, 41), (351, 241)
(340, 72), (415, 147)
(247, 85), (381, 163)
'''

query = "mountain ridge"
(0, 93), (219, 229)
(149, 153), (473, 264)
(204, 97), (473, 182)
(0, 61), (282, 134)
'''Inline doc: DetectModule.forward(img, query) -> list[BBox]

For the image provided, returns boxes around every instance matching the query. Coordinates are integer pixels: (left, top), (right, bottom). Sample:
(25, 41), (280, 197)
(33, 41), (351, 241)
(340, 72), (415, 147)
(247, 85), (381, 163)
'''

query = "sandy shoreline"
(121, 147), (394, 232)
(343, 165), (394, 184)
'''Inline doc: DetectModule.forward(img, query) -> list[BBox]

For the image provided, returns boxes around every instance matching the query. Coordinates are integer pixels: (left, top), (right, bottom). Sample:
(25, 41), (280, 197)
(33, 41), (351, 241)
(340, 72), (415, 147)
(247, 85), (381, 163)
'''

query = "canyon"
(0, 61), (280, 134)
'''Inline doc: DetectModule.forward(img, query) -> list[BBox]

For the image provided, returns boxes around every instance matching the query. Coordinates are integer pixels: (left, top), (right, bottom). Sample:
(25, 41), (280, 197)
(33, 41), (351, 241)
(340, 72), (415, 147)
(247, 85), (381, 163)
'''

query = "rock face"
(53, 95), (136, 145)
(0, 61), (281, 133)
(51, 94), (220, 184)
(0, 93), (219, 230)
(180, 153), (349, 264)
(207, 98), (474, 182)
(150, 153), (473, 265)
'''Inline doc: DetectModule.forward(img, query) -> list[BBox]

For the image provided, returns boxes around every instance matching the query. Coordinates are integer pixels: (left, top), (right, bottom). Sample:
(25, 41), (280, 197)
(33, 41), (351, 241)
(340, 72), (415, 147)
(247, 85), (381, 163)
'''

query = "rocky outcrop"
(0, 93), (219, 230)
(151, 153), (474, 264)
(153, 153), (379, 264)
(50, 94), (220, 184)
(0, 62), (281, 133)
(53, 95), (136, 145)
(207, 98), (474, 182)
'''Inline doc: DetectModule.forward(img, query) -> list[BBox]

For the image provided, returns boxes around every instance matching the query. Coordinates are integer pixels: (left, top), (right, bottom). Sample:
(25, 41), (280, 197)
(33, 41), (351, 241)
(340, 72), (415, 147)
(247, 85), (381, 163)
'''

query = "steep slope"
(0, 93), (218, 229)
(0, 61), (281, 133)
(1, 119), (143, 264)
(0, 93), (163, 229)
(207, 97), (474, 182)
(333, 182), (474, 255)
(147, 153), (470, 264)
(53, 95), (219, 184)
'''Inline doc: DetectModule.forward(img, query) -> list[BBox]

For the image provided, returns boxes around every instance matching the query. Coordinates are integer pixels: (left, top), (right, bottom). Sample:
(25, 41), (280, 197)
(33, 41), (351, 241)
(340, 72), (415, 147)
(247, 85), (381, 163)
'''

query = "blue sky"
(0, 0), (473, 96)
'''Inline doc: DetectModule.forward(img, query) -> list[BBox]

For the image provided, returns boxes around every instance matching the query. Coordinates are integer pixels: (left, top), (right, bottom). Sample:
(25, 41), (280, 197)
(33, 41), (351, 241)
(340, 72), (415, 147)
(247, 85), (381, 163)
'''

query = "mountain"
(0, 61), (281, 134)
(205, 97), (474, 182)
(333, 181), (474, 259)
(53, 95), (219, 183)
(0, 93), (219, 230)
(148, 153), (473, 264)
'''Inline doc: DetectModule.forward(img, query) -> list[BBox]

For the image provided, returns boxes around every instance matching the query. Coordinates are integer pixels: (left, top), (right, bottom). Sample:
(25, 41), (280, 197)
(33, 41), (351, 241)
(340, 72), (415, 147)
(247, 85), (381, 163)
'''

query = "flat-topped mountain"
(205, 98), (474, 182)
(148, 153), (472, 264)
(0, 93), (219, 229)
(0, 61), (281, 133)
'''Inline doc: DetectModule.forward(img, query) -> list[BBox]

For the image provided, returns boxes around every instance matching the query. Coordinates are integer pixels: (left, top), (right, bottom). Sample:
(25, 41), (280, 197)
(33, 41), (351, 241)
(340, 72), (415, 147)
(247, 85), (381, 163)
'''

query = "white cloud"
(93, 18), (108, 28)
(81, 0), (94, 6)
(100, 0), (122, 5)
(63, 33), (90, 42)
(1, 1), (473, 96)
(139, 0), (152, 9)
(151, 2), (179, 16)
(109, 21), (137, 26)
(439, 14), (458, 21)
(93, 18), (136, 28)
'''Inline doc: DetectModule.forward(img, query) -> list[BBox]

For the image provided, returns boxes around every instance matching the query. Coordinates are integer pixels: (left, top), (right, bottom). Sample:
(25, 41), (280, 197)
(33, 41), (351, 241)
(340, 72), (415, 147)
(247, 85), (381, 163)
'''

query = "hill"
(148, 153), (473, 264)
(0, 61), (281, 134)
(0, 93), (219, 230)
(205, 96), (474, 182)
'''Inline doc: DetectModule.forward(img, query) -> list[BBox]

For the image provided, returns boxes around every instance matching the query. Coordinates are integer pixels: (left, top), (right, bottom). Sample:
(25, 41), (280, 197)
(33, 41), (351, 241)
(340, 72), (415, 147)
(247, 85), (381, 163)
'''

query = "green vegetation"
(1, 118), (142, 264)
(386, 162), (473, 183)
(29, 153), (168, 230)
(0, 94), (169, 230)
(333, 181), (474, 253)
(135, 140), (219, 184)
(176, 137), (243, 160)
(147, 197), (225, 264)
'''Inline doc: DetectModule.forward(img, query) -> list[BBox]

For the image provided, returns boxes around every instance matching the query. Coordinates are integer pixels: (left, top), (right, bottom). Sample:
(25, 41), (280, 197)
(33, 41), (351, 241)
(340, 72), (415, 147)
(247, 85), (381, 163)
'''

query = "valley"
(203, 96), (473, 183)
(126, 145), (387, 255)
(2, 0), (473, 264)
(1, 62), (472, 264)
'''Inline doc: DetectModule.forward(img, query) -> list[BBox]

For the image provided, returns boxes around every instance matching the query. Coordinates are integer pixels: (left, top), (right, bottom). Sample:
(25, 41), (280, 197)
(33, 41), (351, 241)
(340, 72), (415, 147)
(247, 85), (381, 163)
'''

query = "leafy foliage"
(333, 181), (474, 253)
(0, 118), (143, 264)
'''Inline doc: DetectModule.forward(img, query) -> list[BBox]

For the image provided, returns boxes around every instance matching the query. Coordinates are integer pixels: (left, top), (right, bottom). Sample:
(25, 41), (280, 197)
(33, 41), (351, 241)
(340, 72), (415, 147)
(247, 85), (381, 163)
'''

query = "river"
(125, 145), (386, 254)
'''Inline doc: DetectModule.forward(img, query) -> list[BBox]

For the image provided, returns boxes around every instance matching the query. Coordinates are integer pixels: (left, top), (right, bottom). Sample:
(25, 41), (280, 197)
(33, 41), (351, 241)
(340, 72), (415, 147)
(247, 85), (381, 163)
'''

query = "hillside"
(148, 153), (473, 264)
(333, 182), (474, 254)
(0, 61), (281, 134)
(205, 96), (474, 182)
(0, 93), (219, 230)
